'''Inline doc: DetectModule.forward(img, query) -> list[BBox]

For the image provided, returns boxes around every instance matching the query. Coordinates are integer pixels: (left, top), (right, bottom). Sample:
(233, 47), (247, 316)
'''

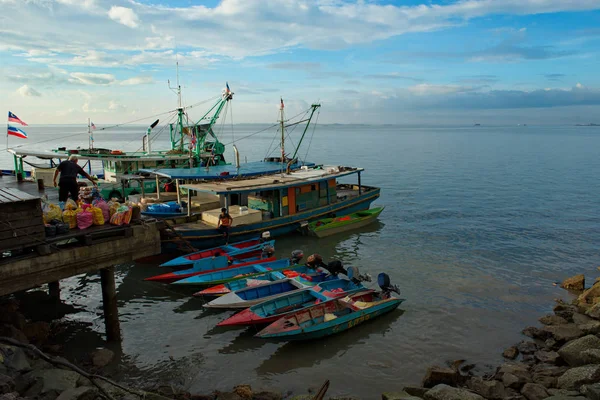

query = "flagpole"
(88, 118), (91, 149)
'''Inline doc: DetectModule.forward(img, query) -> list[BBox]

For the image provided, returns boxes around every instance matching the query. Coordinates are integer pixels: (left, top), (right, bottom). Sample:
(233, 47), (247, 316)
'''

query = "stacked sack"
(62, 199), (80, 229)
(110, 204), (133, 226)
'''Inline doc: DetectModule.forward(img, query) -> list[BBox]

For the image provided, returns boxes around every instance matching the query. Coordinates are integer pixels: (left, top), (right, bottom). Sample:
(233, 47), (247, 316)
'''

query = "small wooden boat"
(144, 253), (277, 283)
(255, 273), (403, 340)
(171, 258), (291, 286)
(193, 266), (329, 297)
(217, 280), (368, 326)
(160, 238), (275, 268)
(307, 206), (384, 238)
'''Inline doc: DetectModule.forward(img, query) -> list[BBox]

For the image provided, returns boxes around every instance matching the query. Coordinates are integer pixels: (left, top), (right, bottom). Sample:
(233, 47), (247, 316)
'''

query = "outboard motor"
(377, 273), (400, 299)
(262, 245), (275, 258)
(290, 250), (304, 264)
(260, 231), (271, 242)
(346, 266), (372, 284)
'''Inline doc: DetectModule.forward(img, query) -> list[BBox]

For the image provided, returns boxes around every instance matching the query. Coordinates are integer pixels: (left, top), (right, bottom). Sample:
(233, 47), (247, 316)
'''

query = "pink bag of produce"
(77, 204), (94, 230)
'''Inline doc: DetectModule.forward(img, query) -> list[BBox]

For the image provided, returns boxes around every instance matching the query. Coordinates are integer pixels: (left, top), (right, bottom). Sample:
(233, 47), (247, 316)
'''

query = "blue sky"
(1, 0), (600, 125)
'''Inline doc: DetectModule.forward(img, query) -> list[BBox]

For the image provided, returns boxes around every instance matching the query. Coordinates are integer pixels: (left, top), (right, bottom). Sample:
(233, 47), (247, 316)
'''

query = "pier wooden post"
(100, 267), (121, 342)
(358, 171), (362, 195)
(48, 281), (60, 301)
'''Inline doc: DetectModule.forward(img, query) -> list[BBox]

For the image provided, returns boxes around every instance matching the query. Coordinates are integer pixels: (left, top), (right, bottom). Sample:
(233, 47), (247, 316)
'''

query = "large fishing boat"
(7, 69), (233, 200)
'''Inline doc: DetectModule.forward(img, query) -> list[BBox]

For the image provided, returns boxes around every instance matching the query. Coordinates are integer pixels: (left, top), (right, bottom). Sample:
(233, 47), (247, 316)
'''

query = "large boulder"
(23, 369), (79, 394)
(520, 383), (548, 400)
(0, 374), (15, 394)
(423, 384), (484, 400)
(561, 275), (585, 291)
(542, 324), (584, 342)
(540, 315), (568, 326)
(233, 385), (252, 400)
(534, 350), (560, 364)
(522, 327), (551, 340)
(544, 396), (586, 400)
(517, 341), (538, 355)
(466, 377), (505, 400)
(553, 303), (578, 321)
(503, 346), (519, 360)
(580, 382), (600, 400)
(531, 364), (568, 389)
(91, 349), (114, 368)
(578, 282), (600, 304)
(421, 366), (461, 388)
(572, 312), (593, 325)
(578, 320), (600, 335)
(580, 349), (600, 364)
(402, 386), (428, 398)
(558, 335), (600, 366)
(587, 302), (600, 320)
(557, 364), (600, 389)
(381, 392), (422, 400)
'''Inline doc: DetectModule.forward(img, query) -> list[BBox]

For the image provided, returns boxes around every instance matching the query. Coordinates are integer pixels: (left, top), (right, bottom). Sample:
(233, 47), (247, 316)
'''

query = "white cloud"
(108, 6), (139, 28)
(108, 101), (126, 110)
(409, 83), (476, 96)
(69, 72), (116, 85)
(16, 85), (42, 97)
(120, 76), (154, 86)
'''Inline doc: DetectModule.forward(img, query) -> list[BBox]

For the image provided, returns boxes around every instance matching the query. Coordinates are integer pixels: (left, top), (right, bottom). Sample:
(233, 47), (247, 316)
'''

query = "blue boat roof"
(139, 160), (315, 180)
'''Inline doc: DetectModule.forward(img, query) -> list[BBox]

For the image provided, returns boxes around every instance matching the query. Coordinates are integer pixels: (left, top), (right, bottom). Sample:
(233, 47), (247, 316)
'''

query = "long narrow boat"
(255, 273), (404, 340)
(145, 253), (277, 283)
(193, 266), (329, 297)
(217, 280), (369, 326)
(255, 290), (403, 340)
(307, 206), (384, 238)
(160, 238), (275, 268)
(171, 258), (291, 286)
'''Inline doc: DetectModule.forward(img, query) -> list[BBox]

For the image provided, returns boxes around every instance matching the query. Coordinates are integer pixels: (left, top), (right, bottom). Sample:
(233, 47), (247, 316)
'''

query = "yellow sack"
(63, 210), (78, 229)
(91, 207), (104, 226)
(43, 204), (62, 224)
(108, 201), (120, 218)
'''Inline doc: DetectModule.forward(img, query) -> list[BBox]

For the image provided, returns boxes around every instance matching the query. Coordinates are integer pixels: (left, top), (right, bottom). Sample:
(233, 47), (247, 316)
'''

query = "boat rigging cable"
(302, 107), (321, 165)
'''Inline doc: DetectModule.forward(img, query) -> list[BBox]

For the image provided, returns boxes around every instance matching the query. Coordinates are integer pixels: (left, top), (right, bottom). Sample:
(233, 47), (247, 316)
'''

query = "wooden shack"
(0, 188), (44, 252)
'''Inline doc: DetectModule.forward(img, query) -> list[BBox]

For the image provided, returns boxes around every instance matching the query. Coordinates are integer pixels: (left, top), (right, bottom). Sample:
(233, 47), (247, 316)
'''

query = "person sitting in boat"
(217, 208), (233, 243)
(53, 155), (97, 202)
(306, 254), (361, 283)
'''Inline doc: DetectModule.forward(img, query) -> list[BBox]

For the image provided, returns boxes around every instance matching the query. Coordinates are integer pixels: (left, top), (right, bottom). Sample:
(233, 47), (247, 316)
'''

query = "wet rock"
(503, 346), (519, 360)
(561, 275), (585, 291)
(466, 377), (505, 400)
(23, 369), (78, 393)
(531, 374), (556, 389)
(503, 373), (528, 390)
(502, 387), (525, 399)
(557, 334), (600, 366)
(381, 392), (422, 400)
(192, 395), (216, 400)
(423, 384), (484, 400)
(578, 281), (600, 304)
(580, 348), (600, 364)
(545, 338), (559, 350)
(497, 363), (531, 379)
(534, 350), (560, 364)
(580, 382), (600, 400)
(544, 396), (586, 400)
(587, 302), (600, 320)
(553, 304), (578, 321)
(520, 383), (548, 400)
(0, 326), (28, 345)
(542, 324), (584, 342)
(572, 312), (592, 325)
(0, 345), (31, 373)
(421, 366), (461, 388)
(517, 341), (538, 355)
(90, 349), (114, 368)
(522, 327), (550, 340)
(521, 355), (537, 366)
(530, 364), (566, 388)
(0, 374), (15, 394)
(539, 315), (568, 326)
(557, 364), (600, 389)
(56, 386), (98, 400)
(547, 388), (583, 397)
(578, 320), (600, 335)
(233, 385), (252, 400)
(252, 391), (282, 400)
(402, 386), (428, 398)
(21, 322), (50, 345)
(0, 392), (19, 400)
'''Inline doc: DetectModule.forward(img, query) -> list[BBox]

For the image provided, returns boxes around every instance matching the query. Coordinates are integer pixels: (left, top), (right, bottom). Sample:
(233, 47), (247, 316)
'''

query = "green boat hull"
(308, 206), (384, 238)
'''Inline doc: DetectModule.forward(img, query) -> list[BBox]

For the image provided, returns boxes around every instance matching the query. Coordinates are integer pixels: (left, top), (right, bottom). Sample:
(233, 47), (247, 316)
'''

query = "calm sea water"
(4, 124), (600, 399)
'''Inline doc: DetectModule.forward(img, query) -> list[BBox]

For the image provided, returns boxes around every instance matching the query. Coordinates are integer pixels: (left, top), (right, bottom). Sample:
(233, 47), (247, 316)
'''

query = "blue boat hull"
(163, 188), (380, 251)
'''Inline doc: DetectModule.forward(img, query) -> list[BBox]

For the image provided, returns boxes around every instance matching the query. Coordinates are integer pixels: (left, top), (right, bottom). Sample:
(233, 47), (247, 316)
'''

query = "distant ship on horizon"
(575, 123), (599, 126)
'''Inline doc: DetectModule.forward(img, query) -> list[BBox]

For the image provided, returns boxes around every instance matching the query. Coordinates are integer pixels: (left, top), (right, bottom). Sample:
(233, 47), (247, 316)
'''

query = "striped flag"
(8, 125), (28, 139)
(8, 111), (28, 126)
(91, 121), (96, 129)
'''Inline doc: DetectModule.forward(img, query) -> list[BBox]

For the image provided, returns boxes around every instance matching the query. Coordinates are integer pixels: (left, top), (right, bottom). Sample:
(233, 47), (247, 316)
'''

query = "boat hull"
(171, 259), (292, 286)
(163, 187), (380, 251)
(309, 207), (384, 238)
(160, 239), (274, 267)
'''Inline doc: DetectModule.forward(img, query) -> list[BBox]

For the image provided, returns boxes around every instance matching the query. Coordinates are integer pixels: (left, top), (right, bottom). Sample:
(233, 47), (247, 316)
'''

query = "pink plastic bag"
(77, 204), (94, 230)
(94, 199), (110, 222)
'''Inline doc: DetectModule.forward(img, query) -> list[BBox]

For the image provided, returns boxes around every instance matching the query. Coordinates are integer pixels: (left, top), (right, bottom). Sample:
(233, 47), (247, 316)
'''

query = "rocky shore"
(3, 272), (600, 400)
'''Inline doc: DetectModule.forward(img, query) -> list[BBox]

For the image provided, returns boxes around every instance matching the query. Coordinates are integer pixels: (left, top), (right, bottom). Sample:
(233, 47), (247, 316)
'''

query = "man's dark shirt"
(57, 160), (84, 180)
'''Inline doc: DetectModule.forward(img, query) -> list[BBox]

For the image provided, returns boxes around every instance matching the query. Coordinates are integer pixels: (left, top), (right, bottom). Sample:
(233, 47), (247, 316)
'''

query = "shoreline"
(2, 273), (600, 400)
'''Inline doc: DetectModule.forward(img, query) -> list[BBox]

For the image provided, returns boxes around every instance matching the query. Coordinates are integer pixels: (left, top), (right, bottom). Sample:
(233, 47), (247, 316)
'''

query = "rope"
(303, 108), (320, 164)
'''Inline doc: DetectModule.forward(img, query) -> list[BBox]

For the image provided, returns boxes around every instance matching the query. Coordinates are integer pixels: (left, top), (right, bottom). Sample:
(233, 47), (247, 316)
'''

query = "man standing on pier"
(53, 155), (97, 202)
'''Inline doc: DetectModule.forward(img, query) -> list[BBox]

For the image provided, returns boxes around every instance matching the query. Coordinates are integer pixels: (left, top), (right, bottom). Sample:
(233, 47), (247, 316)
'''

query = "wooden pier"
(0, 177), (163, 342)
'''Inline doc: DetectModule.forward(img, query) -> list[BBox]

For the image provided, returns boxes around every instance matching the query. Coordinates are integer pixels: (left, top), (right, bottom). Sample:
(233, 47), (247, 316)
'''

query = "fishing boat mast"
(280, 98), (285, 162)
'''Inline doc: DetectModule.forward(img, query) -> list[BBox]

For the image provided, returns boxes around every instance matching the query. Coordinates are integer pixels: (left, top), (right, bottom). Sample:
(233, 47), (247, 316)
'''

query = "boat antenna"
(280, 98), (285, 163)
(168, 60), (186, 151)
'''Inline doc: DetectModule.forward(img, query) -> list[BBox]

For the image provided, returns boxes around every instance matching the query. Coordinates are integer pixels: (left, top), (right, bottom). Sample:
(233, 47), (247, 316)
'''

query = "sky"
(1, 0), (600, 125)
